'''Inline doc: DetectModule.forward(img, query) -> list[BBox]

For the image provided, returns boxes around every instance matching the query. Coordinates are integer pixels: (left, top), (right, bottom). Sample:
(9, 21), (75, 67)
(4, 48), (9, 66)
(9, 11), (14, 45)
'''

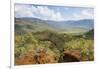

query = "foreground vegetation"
(15, 30), (94, 65)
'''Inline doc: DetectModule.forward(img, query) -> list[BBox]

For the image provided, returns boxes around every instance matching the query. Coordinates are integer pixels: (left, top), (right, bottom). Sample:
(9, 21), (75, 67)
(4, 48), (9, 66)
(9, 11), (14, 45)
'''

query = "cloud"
(15, 4), (94, 21)
(15, 4), (64, 21)
(15, 5), (34, 17)
(31, 6), (64, 21)
(81, 9), (94, 18)
(72, 9), (94, 20)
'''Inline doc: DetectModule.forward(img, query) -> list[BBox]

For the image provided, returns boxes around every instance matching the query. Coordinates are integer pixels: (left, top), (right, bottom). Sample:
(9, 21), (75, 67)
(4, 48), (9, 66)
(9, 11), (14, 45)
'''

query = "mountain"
(15, 17), (94, 34)
(46, 19), (94, 30)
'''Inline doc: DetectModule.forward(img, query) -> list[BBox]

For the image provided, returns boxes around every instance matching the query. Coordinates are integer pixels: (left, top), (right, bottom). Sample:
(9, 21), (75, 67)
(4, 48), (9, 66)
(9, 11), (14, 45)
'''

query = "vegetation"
(15, 29), (94, 65)
(14, 18), (94, 65)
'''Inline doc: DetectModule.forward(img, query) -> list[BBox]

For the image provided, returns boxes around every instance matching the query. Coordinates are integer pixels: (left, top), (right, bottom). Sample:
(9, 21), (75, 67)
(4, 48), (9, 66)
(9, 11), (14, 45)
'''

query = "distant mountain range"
(15, 17), (94, 33)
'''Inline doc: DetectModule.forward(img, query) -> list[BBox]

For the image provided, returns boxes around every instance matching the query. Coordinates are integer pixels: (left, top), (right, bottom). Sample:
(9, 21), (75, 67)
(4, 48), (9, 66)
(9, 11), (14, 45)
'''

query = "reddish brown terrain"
(15, 49), (57, 65)
(15, 49), (83, 65)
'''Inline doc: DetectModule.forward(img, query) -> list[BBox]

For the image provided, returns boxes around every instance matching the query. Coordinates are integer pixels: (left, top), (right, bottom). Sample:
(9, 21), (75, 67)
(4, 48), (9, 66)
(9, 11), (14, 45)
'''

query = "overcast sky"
(15, 3), (94, 21)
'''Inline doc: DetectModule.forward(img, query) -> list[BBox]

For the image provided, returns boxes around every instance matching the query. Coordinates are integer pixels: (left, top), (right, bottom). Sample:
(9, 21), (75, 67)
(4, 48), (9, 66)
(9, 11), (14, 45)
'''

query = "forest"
(15, 28), (94, 65)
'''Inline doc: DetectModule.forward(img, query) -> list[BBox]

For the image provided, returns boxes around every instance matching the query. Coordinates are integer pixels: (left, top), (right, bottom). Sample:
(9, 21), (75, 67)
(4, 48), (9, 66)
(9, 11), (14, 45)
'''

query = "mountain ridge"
(15, 17), (94, 34)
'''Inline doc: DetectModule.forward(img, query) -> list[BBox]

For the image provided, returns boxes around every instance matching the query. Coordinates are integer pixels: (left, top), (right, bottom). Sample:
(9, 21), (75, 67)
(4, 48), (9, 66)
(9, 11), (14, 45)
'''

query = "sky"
(15, 3), (94, 21)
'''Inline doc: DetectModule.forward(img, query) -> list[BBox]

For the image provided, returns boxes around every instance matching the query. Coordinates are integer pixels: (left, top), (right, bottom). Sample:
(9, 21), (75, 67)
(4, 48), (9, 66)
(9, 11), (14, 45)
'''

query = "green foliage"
(84, 29), (94, 39)
(15, 33), (38, 57)
(64, 38), (94, 61)
(15, 29), (94, 64)
(15, 18), (94, 65)
(33, 30), (66, 51)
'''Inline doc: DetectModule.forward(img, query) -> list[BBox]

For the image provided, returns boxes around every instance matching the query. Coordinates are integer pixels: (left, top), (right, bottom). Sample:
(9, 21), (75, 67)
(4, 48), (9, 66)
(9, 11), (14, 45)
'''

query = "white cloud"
(15, 4), (94, 21)
(31, 6), (64, 21)
(15, 5), (64, 21)
(15, 5), (34, 17)
(81, 9), (94, 18)
(72, 9), (94, 20)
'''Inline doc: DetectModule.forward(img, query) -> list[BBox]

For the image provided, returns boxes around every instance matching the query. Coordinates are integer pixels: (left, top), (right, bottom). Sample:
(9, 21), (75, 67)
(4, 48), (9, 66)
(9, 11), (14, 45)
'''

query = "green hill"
(84, 29), (94, 39)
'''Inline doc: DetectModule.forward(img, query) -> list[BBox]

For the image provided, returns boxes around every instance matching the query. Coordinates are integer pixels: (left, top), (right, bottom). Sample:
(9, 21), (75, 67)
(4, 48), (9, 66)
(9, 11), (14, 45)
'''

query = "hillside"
(15, 18), (94, 34)
(84, 29), (94, 39)
(15, 18), (94, 65)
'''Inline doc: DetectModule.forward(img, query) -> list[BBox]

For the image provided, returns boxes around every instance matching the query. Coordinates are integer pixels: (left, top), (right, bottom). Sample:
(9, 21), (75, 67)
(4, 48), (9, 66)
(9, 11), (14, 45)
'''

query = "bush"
(64, 38), (94, 61)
